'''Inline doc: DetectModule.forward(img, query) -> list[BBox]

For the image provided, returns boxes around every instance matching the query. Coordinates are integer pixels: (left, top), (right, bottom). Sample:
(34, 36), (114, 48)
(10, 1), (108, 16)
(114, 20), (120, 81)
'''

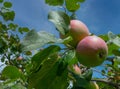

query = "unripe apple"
(73, 64), (81, 74)
(16, 56), (23, 61)
(60, 20), (90, 47)
(76, 35), (108, 67)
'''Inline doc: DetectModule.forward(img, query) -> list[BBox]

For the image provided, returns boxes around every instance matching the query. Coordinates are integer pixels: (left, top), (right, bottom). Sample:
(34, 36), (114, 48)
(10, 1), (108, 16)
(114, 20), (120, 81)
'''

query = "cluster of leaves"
(21, 30), (95, 89)
(20, 10), (120, 89)
(45, 0), (85, 12)
(0, 0), (31, 88)
(0, 0), (120, 89)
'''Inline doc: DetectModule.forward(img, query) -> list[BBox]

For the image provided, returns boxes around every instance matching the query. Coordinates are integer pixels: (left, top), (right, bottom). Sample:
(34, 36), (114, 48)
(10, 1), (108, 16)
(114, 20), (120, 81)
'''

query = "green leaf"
(8, 23), (18, 31)
(65, 0), (80, 12)
(78, 0), (85, 3)
(112, 49), (120, 56)
(2, 11), (15, 21)
(48, 11), (70, 35)
(64, 50), (77, 65)
(18, 27), (30, 34)
(107, 31), (120, 56)
(85, 81), (99, 89)
(45, 0), (64, 6)
(21, 30), (61, 51)
(108, 31), (120, 47)
(71, 72), (90, 88)
(99, 34), (109, 42)
(0, 22), (7, 30)
(72, 71), (96, 89)
(1, 65), (22, 79)
(113, 57), (120, 71)
(82, 69), (93, 81)
(25, 51), (32, 55)
(3, 2), (12, 8)
(28, 55), (68, 89)
(62, 36), (73, 44)
(107, 43), (119, 56)
(10, 83), (26, 89)
(31, 45), (61, 73)
(56, 50), (77, 76)
(0, 0), (3, 3)
(0, 83), (4, 89)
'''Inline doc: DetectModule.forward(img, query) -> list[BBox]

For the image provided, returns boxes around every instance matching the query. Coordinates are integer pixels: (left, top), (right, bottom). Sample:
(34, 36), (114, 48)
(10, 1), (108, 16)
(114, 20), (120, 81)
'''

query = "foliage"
(0, 0), (120, 89)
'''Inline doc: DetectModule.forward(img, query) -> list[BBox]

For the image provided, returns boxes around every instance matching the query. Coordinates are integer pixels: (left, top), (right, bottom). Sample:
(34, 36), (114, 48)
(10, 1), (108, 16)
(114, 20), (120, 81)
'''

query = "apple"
(76, 35), (108, 67)
(17, 56), (23, 61)
(69, 20), (90, 46)
(73, 64), (81, 74)
(60, 20), (90, 47)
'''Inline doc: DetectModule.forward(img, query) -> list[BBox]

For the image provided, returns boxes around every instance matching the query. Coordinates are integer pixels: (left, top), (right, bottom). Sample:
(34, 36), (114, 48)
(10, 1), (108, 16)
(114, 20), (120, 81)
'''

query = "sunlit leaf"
(18, 27), (29, 34)
(107, 43), (119, 56)
(0, 0), (3, 3)
(64, 50), (77, 65)
(0, 22), (7, 30)
(113, 57), (120, 71)
(45, 0), (64, 6)
(82, 69), (93, 81)
(108, 31), (120, 47)
(62, 36), (73, 44)
(65, 0), (80, 12)
(99, 34), (109, 42)
(65, 0), (85, 12)
(48, 11), (70, 35)
(2, 11), (15, 21)
(29, 55), (68, 89)
(31, 45), (61, 73)
(3, 1), (12, 8)
(10, 83), (26, 89)
(8, 23), (18, 31)
(21, 30), (61, 51)
(25, 51), (32, 55)
(1, 65), (22, 79)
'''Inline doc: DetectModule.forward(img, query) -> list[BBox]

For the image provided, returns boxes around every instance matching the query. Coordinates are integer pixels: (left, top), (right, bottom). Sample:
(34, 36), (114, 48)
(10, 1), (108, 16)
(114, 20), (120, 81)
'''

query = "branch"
(91, 79), (120, 89)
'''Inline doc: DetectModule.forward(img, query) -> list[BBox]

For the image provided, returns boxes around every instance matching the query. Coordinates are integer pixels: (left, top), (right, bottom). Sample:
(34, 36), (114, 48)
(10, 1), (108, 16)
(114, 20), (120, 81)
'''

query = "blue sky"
(10, 0), (120, 78)
(11, 0), (120, 36)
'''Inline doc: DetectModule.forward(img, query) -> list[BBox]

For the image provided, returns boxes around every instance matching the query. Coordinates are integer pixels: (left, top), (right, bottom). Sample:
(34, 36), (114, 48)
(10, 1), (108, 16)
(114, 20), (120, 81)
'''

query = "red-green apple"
(70, 20), (90, 46)
(60, 20), (90, 47)
(76, 35), (108, 67)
